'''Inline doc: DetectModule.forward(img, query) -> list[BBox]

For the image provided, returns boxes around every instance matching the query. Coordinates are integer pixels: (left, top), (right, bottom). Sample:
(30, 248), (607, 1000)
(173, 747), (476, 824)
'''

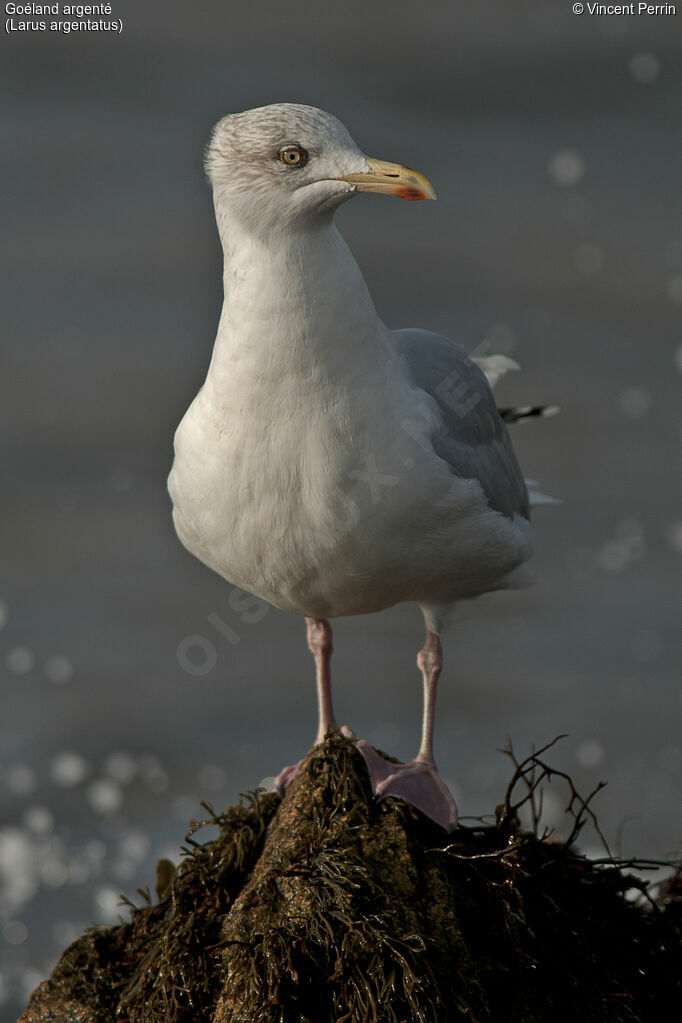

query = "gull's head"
(205, 103), (436, 233)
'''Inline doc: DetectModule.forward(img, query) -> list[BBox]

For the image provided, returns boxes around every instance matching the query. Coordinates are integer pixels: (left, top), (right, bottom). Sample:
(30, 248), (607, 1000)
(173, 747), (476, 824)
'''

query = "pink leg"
(307, 617), (338, 744)
(414, 628), (441, 765)
(272, 617), (337, 791)
(356, 629), (458, 831)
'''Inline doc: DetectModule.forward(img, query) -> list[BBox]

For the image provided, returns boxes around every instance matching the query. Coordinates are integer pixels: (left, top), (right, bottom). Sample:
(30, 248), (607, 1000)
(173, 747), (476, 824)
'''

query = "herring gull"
(168, 103), (546, 831)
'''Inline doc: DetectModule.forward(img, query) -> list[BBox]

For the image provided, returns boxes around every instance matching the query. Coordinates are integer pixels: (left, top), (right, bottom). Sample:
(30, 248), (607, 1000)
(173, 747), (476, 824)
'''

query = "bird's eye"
(279, 145), (308, 168)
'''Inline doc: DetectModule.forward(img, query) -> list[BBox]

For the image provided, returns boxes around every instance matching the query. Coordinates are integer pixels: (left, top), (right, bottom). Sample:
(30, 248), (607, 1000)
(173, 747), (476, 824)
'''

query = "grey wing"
(391, 328), (530, 520)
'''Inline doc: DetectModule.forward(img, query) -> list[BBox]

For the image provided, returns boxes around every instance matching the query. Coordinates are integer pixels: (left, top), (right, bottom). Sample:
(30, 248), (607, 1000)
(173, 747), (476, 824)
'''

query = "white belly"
(168, 382), (532, 619)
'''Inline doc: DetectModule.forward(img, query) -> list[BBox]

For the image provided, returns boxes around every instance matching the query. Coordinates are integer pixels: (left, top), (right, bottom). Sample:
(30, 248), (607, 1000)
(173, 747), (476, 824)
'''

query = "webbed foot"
(355, 739), (458, 832)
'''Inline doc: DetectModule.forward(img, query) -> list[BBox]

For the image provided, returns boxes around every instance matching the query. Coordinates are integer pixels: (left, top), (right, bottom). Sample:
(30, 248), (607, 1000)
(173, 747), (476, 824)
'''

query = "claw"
(270, 759), (303, 794)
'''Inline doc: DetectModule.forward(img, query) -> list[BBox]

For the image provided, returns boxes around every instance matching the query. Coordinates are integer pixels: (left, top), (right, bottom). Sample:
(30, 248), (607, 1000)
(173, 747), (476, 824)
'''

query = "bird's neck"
(204, 214), (391, 402)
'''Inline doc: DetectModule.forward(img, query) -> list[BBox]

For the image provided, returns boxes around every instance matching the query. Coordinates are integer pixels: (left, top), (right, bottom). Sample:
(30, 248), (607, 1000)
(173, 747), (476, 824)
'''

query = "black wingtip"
(498, 405), (560, 424)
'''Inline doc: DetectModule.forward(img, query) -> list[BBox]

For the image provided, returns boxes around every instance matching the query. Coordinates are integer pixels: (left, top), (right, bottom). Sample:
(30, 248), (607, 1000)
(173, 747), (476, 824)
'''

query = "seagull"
(168, 103), (540, 832)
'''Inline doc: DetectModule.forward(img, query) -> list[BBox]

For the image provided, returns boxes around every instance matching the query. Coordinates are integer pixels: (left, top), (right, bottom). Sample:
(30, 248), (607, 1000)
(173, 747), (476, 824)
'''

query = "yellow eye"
(279, 145), (308, 168)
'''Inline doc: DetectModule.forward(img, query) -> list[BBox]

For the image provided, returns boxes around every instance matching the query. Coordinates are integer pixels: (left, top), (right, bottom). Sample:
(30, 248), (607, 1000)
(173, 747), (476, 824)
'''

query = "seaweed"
(20, 732), (682, 1023)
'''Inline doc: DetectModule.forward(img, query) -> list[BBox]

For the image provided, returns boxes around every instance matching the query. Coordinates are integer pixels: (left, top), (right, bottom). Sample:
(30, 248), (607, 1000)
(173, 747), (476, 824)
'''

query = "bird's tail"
(525, 479), (561, 506)
(474, 351), (561, 504)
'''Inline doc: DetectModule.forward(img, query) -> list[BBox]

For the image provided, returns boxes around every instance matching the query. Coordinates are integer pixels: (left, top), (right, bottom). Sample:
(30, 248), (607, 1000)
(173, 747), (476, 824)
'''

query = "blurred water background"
(2, 1), (681, 1017)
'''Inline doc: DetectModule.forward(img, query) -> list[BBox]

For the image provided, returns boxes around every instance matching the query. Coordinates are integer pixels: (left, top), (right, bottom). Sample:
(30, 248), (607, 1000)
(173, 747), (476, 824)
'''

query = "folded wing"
(391, 328), (530, 521)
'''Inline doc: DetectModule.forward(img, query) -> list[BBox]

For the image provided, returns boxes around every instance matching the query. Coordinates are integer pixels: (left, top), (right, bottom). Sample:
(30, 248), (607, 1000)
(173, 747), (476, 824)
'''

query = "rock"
(20, 733), (682, 1022)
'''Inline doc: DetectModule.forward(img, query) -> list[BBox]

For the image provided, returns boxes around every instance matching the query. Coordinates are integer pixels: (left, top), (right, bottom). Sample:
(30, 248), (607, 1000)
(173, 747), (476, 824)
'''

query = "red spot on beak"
(397, 186), (425, 201)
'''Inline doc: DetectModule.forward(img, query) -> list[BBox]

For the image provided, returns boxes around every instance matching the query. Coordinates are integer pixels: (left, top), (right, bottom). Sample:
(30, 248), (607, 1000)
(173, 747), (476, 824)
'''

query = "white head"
(205, 103), (436, 236)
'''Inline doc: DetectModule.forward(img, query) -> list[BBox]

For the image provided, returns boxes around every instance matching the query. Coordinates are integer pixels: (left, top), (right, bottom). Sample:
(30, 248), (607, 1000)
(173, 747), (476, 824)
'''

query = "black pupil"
(280, 146), (306, 167)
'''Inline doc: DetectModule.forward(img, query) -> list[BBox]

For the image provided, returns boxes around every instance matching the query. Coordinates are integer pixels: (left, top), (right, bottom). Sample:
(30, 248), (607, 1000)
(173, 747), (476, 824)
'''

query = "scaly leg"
(356, 629), (458, 831)
(273, 617), (337, 791)
(308, 617), (337, 744)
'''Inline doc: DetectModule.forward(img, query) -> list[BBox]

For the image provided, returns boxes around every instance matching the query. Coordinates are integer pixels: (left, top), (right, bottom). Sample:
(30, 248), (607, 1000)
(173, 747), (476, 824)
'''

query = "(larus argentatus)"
(169, 103), (547, 831)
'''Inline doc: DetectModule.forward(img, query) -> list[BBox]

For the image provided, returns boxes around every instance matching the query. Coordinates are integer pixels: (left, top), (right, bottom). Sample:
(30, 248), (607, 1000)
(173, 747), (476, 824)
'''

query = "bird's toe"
(354, 739), (398, 788)
(270, 759), (303, 794)
(354, 740), (458, 831)
(378, 759), (458, 832)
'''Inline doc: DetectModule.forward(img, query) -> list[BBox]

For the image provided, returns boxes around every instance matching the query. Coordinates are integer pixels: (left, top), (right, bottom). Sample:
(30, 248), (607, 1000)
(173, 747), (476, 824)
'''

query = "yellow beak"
(336, 157), (437, 202)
